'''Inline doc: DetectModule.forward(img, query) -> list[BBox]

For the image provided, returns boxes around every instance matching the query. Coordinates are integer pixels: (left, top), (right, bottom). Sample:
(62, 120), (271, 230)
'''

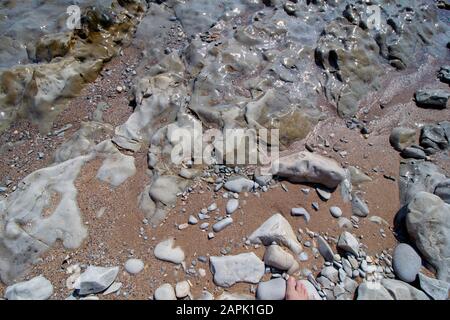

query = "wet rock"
(418, 273), (450, 300)
(272, 152), (346, 189)
(77, 266), (119, 295)
(248, 213), (303, 254)
(389, 127), (416, 151)
(406, 192), (450, 282)
(5, 275), (53, 300)
(212, 217), (233, 232)
(415, 89), (450, 109)
(392, 244), (421, 283)
(317, 236), (334, 262)
(154, 283), (176, 300)
(263, 245), (299, 274)
(337, 232), (359, 257)
(154, 238), (185, 264)
(209, 253), (265, 288)
(291, 207), (310, 223)
(224, 177), (255, 193)
(124, 259), (144, 275)
(175, 280), (191, 298)
(330, 206), (342, 218)
(226, 199), (239, 214)
(256, 278), (286, 300)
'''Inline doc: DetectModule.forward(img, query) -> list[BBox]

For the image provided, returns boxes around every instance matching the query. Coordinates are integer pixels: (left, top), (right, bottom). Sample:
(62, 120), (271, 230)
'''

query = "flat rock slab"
(210, 252), (265, 288)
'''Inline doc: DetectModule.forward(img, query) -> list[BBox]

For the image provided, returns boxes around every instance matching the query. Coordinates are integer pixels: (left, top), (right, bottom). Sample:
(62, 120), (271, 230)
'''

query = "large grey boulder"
(392, 243), (421, 283)
(5, 275), (53, 300)
(271, 152), (346, 189)
(248, 213), (303, 254)
(154, 238), (185, 264)
(415, 89), (450, 109)
(418, 273), (450, 300)
(77, 266), (119, 295)
(210, 253), (265, 288)
(381, 279), (429, 300)
(406, 192), (450, 283)
(256, 278), (286, 300)
(356, 282), (393, 300)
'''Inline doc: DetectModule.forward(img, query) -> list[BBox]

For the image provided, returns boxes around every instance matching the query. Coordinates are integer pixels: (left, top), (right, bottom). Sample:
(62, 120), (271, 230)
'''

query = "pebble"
(312, 202), (319, 211)
(154, 283), (176, 300)
(317, 236), (334, 262)
(316, 187), (331, 201)
(212, 217), (233, 232)
(256, 278), (286, 300)
(175, 280), (191, 298)
(330, 206), (342, 218)
(124, 259), (144, 275)
(392, 243), (421, 283)
(291, 207), (310, 223)
(77, 266), (119, 295)
(188, 215), (198, 225)
(226, 199), (239, 214)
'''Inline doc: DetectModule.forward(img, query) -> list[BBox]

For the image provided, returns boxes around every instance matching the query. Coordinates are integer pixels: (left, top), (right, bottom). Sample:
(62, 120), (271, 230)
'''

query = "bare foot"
(286, 277), (310, 300)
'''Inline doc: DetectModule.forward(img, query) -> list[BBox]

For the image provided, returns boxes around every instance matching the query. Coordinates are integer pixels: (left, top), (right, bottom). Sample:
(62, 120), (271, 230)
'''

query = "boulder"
(406, 192), (450, 283)
(271, 152), (346, 189)
(356, 282), (393, 300)
(381, 279), (429, 300)
(415, 89), (450, 109)
(5, 275), (53, 300)
(392, 243), (421, 283)
(418, 273), (450, 300)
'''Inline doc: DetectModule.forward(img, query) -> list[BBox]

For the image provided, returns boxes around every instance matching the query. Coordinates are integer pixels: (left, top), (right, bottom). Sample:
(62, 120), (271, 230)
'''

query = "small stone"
(317, 236), (334, 262)
(154, 238), (185, 264)
(392, 243), (421, 283)
(291, 207), (311, 223)
(154, 283), (176, 300)
(77, 266), (119, 295)
(226, 199), (239, 214)
(212, 217), (233, 232)
(124, 259), (144, 275)
(175, 280), (191, 298)
(256, 278), (286, 300)
(316, 187), (331, 201)
(188, 215), (198, 225)
(330, 206), (342, 218)
(337, 232), (360, 257)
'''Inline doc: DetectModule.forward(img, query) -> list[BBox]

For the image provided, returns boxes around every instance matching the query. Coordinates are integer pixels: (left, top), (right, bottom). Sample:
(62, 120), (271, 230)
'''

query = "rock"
(316, 187), (332, 201)
(401, 146), (427, 159)
(356, 282), (393, 300)
(317, 236), (335, 262)
(330, 206), (342, 218)
(348, 166), (372, 185)
(337, 232), (360, 257)
(321, 266), (339, 283)
(154, 238), (185, 264)
(263, 245), (299, 274)
(438, 65), (450, 84)
(77, 266), (119, 295)
(256, 278), (286, 300)
(381, 279), (429, 300)
(209, 253), (265, 287)
(5, 275), (53, 300)
(124, 259), (144, 275)
(392, 243), (421, 283)
(418, 273), (450, 300)
(217, 292), (255, 300)
(272, 152), (346, 189)
(435, 180), (450, 204)
(248, 213), (303, 254)
(291, 207), (310, 223)
(415, 89), (450, 109)
(351, 194), (369, 217)
(406, 192), (450, 282)
(175, 280), (191, 298)
(224, 177), (254, 193)
(179, 168), (200, 179)
(389, 127), (416, 151)
(254, 168), (272, 186)
(197, 290), (214, 300)
(207, 203), (217, 211)
(212, 217), (233, 232)
(338, 217), (352, 229)
(298, 279), (321, 300)
(369, 216), (389, 226)
(298, 252), (309, 262)
(154, 283), (176, 300)
(226, 199), (239, 214)
(103, 282), (122, 296)
(420, 122), (450, 151)
(188, 215), (198, 225)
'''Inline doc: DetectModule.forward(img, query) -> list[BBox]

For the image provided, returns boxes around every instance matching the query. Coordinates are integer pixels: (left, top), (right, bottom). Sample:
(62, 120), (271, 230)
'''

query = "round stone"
(330, 206), (342, 218)
(125, 258), (144, 274)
